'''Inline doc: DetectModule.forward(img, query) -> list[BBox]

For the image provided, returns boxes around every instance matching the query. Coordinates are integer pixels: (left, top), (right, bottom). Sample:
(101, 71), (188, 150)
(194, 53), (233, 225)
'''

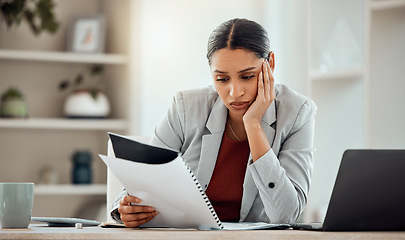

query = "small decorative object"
(67, 15), (105, 53)
(71, 150), (93, 184)
(38, 165), (58, 184)
(59, 65), (110, 118)
(319, 17), (361, 72)
(0, 0), (59, 36)
(0, 87), (29, 118)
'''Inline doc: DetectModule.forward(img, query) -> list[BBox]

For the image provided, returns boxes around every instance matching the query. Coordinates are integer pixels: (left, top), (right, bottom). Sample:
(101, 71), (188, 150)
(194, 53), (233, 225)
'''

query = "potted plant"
(0, 87), (29, 118)
(0, 0), (59, 36)
(59, 65), (110, 118)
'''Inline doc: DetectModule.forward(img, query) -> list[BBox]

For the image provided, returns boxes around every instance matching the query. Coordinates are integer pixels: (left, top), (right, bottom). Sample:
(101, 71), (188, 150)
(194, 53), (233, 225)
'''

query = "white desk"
(0, 224), (405, 240)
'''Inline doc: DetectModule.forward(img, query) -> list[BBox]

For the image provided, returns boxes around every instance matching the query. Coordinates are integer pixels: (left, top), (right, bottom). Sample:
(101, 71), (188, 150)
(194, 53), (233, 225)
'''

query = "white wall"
(129, 0), (266, 136)
(369, 9), (405, 149)
(265, 0), (310, 96)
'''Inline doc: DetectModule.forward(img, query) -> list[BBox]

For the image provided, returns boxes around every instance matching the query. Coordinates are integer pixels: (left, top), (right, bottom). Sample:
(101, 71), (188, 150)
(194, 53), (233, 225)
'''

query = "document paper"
(99, 133), (221, 229)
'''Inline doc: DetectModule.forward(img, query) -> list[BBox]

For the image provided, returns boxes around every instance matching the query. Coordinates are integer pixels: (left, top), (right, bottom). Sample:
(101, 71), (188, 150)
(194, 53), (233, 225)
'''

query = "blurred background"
(0, 0), (404, 223)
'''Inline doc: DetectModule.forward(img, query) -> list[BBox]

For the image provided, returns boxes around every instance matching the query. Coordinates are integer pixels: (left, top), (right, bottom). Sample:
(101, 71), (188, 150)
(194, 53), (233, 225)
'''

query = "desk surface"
(1, 224), (405, 240)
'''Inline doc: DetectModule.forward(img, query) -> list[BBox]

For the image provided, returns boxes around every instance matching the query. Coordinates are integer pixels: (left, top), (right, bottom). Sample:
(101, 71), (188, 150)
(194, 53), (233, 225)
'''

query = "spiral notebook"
(99, 132), (290, 230)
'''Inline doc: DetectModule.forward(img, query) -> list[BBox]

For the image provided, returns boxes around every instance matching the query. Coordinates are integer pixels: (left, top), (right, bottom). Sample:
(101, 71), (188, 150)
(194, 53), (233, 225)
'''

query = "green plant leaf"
(74, 74), (84, 86)
(58, 80), (70, 91)
(23, 9), (40, 35)
(0, 0), (26, 27)
(0, 0), (59, 35)
(89, 88), (98, 100)
(35, 0), (59, 34)
(90, 65), (104, 76)
(1, 87), (24, 101)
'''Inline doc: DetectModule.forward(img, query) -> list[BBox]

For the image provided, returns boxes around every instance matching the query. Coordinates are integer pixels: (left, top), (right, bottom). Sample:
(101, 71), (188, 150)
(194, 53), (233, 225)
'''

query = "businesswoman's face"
(210, 48), (266, 118)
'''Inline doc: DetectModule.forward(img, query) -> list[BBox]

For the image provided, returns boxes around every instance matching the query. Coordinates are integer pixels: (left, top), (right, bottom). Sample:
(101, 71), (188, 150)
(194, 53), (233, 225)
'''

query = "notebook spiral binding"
(186, 164), (224, 230)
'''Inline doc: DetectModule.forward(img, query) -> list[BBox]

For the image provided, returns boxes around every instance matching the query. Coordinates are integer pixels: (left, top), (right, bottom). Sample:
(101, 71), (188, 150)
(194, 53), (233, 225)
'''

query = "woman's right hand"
(118, 195), (158, 228)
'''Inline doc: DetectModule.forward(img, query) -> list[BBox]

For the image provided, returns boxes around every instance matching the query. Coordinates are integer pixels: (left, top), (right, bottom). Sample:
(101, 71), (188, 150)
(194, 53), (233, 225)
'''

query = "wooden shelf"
(35, 184), (106, 195)
(0, 118), (128, 130)
(0, 49), (127, 65)
(311, 67), (364, 81)
(371, 0), (405, 11)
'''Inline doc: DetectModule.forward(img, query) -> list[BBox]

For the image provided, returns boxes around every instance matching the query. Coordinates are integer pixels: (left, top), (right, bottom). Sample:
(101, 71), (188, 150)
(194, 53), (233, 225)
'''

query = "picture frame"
(67, 15), (106, 53)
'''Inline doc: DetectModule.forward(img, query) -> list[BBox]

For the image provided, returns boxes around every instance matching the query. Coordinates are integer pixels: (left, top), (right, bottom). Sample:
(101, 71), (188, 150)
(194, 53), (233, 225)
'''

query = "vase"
(0, 98), (29, 118)
(71, 150), (92, 184)
(63, 90), (110, 118)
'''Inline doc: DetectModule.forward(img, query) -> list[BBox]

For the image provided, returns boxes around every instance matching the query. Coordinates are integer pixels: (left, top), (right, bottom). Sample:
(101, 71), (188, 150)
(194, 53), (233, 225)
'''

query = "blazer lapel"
(240, 99), (277, 221)
(196, 97), (227, 190)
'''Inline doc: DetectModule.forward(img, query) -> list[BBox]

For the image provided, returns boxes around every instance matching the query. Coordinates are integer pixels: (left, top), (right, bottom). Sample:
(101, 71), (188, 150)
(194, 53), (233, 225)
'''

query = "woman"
(112, 18), (317, 227)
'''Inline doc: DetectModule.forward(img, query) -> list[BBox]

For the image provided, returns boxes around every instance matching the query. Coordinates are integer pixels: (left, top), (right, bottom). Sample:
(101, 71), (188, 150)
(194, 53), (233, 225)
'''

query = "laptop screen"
(322, 149), (405, 231)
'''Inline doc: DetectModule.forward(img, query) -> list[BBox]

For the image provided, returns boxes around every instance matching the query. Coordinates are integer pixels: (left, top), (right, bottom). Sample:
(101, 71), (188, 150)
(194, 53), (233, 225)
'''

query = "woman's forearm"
(244, 120), (271, 162)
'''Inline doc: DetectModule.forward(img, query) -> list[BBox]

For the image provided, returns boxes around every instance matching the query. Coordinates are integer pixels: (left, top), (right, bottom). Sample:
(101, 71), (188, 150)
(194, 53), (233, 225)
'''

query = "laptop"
(293, 149), (405, 231)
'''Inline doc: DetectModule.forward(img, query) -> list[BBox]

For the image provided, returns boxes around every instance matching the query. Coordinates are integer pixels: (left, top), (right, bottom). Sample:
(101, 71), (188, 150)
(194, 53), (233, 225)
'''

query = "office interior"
(0, 0), (404, 223)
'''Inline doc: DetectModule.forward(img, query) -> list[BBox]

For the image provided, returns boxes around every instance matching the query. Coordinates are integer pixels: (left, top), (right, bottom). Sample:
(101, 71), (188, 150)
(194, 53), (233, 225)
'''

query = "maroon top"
(205, 132), (250, 222)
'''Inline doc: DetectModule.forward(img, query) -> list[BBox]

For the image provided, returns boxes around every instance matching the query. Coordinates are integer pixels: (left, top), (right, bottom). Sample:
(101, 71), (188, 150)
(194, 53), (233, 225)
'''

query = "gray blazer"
(112, 84), (317, 224)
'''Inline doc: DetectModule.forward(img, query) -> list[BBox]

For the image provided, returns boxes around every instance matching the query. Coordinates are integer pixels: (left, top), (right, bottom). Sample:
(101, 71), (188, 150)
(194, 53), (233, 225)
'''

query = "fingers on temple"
(267, 61), (275, 100)
(262, 61), (270, 98)
(259, 70), (264, 86)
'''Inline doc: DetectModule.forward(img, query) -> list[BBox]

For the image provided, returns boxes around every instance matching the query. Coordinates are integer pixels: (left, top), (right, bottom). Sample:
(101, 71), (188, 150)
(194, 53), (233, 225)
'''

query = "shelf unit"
(35, 184), (106, 195)
(0, 118), (128, 130)
(310, 67), (364, 82)
(0, 0), (132, 221)
(0, 49), (127, 64)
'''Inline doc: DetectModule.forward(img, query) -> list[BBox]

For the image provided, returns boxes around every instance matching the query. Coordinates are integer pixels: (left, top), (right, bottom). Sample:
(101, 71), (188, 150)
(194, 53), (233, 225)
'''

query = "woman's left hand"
(243, 60), (275, 125)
